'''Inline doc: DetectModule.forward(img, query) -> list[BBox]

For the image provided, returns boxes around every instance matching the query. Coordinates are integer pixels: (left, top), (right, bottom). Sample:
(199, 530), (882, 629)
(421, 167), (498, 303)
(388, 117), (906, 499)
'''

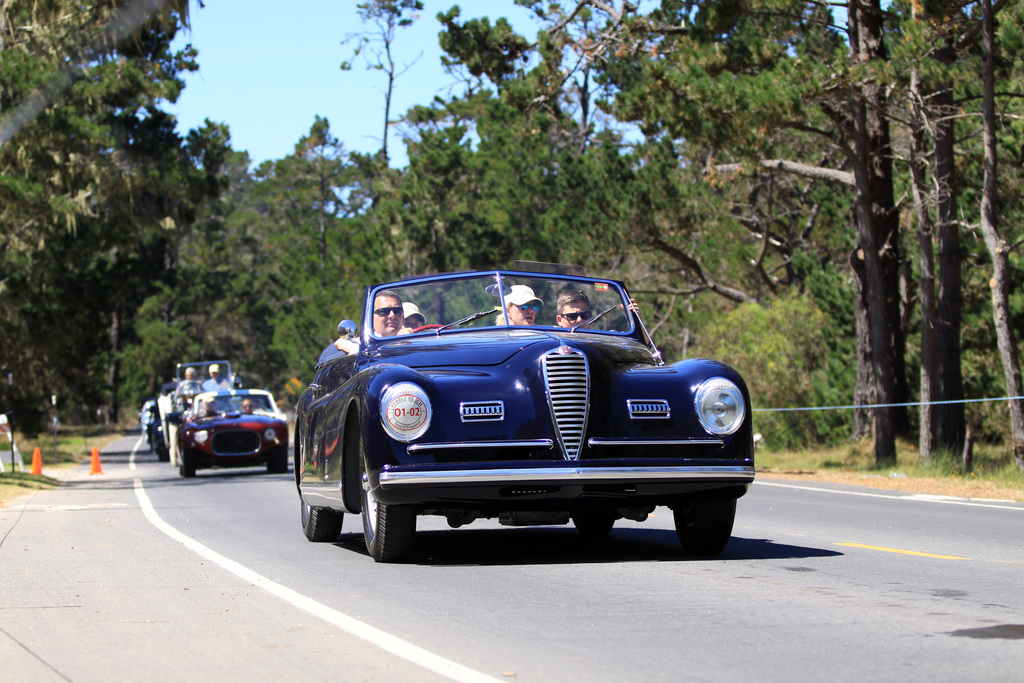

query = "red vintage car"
(176, 389), (289, 477)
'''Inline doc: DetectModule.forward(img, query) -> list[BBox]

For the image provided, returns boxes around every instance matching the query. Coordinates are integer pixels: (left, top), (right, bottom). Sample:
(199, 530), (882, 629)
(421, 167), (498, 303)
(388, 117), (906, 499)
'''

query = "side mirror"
(233, 375), (243, 389)
(338, 319), (358, 339)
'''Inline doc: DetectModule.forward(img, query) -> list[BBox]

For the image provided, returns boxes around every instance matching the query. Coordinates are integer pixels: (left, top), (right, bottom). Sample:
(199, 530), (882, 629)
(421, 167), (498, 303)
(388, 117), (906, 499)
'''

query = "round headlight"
(194, 430), (209, 444)
(380, 382), (432, 442)
(264, 428), (277, 441)
(694, 378), (745, 435)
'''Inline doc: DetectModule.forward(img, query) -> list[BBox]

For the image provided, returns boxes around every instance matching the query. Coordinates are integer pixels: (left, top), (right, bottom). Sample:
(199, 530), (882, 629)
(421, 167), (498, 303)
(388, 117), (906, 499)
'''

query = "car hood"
(370, 329), (654, 369)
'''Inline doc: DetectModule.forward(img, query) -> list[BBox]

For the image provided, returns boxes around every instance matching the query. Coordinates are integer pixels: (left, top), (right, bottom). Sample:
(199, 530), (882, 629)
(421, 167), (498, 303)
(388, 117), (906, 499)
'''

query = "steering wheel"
(412, 324), (445, 333)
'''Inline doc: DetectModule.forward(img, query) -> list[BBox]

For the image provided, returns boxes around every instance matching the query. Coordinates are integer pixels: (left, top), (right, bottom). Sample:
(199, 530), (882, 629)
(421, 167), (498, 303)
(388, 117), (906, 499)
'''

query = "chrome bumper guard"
(378, 464), (754, 488)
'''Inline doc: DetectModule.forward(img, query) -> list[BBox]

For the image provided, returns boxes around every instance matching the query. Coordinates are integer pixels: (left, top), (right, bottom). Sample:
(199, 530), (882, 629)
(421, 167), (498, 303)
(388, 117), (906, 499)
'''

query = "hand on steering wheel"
(412, 324), (445, 333)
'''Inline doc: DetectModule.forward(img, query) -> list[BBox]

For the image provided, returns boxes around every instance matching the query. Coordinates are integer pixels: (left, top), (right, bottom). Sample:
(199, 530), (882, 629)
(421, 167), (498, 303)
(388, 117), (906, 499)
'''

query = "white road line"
(132, 479), (500, 683)
(755, 480), (1024, 511)
(129, 434), (146, 470)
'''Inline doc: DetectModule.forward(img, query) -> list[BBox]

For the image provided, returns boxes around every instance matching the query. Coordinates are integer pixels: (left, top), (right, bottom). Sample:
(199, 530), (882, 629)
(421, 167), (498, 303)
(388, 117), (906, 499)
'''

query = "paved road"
(2, 432), (1023, 682)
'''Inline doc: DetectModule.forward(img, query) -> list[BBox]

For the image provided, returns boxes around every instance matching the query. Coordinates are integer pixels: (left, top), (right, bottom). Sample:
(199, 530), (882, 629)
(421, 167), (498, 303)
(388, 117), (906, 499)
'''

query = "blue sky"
(167, 1), (540, 169)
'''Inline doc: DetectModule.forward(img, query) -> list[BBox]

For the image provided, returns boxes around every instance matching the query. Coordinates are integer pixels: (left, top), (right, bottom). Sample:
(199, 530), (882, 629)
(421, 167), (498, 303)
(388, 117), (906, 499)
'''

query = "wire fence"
(752, 396), (1024, 413)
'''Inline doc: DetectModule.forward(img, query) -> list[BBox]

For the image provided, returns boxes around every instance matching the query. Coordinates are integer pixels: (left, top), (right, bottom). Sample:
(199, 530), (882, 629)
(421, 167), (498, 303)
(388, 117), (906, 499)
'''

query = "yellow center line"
(836, 542), (971, 560)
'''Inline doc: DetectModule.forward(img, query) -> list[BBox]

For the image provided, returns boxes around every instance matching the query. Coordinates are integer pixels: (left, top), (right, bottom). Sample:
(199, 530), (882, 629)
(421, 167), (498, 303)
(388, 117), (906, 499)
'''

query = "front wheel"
(361, 472), (415, 563)
(267, 445), (288, 474)
(301, 498), (343, 541)
(179, 448), (197, 478)
(673, 499), (736, 556)
(571, 511), (616, 537)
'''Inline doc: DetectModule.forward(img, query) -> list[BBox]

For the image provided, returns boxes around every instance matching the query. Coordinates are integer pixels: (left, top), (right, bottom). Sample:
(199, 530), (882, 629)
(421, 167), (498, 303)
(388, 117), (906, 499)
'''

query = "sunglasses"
(515, 302), (542, 312)
(560, 310), (592, 322)
(373, 306), (403, 317)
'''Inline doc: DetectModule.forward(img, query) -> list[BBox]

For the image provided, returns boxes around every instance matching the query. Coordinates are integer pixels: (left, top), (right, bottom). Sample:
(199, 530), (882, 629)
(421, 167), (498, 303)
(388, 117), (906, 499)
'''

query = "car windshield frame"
(364, 271), (636, 341)
(192, 390), (279, 416)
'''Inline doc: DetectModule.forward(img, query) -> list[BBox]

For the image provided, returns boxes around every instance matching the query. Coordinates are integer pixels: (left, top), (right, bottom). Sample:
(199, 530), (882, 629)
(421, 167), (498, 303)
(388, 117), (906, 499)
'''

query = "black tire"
(267, 445), (288, 474)
(361, 472), (415, 563)
(180, 448), (197, 478)
(156, 443), (169, 463)
(673, 499), (736, 556)
(571, 511), (616, 537)
(301, 498), (343, 542)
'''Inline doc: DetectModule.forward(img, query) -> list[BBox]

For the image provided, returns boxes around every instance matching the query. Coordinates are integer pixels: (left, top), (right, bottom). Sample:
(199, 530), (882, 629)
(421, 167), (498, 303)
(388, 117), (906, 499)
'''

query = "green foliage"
(1, 0), (201, 425)
(387, 90), (633, 275)
(223, 118), (380, 389)
(437, 7), (531, 86)
(698, 293), (843, 448)
(603, 0), (846, 154)
(5, 0), (1024, 472)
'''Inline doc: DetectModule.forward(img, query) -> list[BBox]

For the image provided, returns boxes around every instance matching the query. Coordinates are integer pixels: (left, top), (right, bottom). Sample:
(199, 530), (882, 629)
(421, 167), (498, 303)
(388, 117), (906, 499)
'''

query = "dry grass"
(757, 437), (1024, 502)
(0, 472), (63, 505)
(759, 468), (1024, 502)
(0, 429), (126, 508)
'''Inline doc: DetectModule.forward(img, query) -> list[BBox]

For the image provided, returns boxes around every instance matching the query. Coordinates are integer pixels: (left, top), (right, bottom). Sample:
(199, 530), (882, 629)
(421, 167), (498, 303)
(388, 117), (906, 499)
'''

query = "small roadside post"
(1, 413), (13, 471)
(51, 394), (58, 464)
(1, 372), (20, 471)
(82, 403), (89, 452)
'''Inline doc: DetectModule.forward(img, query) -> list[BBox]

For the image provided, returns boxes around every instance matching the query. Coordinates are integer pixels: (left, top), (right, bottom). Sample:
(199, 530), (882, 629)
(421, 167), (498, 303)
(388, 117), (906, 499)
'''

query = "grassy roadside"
(0, 427), (127, 508)
(758, 437), (1024, 502)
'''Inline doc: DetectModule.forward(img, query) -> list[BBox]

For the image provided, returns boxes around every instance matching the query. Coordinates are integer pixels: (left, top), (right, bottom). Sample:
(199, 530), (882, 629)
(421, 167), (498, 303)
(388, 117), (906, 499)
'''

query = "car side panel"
(298, 355), (383, 512)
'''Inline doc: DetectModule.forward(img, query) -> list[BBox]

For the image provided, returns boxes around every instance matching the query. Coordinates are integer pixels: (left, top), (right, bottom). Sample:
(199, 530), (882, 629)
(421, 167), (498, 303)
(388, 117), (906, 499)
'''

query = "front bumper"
(373, 459), (754, 510)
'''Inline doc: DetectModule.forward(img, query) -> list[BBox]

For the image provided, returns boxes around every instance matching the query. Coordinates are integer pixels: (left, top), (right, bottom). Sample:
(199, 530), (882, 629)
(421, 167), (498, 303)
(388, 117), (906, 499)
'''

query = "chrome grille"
(460, 401), (505, 422)
(628, 399), (670, 419)
(211, 430), (261, 455)
(542, 349), (589, 460)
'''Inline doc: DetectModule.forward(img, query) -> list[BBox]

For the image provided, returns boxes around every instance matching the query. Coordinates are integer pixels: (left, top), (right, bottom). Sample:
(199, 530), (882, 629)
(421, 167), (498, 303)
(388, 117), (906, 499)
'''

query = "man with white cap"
(399, 302), (425, 334)
(202, 364), (230, 391)
(500, 285), (543, 325)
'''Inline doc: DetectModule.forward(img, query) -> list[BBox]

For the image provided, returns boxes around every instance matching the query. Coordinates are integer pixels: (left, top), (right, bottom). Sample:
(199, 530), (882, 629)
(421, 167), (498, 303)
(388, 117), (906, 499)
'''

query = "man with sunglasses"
(501, 285), (543, 325)
(371, 290), (405, 336)
(555, 288), (593, 328)
(329, 290), (405, 357)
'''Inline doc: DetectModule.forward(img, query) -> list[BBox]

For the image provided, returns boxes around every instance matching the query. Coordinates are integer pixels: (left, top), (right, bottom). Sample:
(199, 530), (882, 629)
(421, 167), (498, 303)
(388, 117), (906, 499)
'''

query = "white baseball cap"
(505, 285), (542, 306)
(402, 302), (423, 322)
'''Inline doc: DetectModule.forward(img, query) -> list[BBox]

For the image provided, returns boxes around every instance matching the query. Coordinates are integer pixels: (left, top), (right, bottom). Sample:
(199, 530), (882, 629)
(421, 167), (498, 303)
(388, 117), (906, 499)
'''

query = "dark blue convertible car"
(295, 268), (754, 562)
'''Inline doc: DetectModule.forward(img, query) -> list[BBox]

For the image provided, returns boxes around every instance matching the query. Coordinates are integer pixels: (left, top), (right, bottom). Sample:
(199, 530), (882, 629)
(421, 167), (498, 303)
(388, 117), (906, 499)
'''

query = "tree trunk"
(978, 0), (1024, 473)
(107, 308), (121, 425)
(848, 0), (904, 465)
(319, 167), (328, 291)
(933, 78), (965, 453)
(850, 246), (875, 442)
(910, 68), (937, 461)
(962, 420), (974, 474)
(680, 297), (692, 360)
(382, 34), (395, 162)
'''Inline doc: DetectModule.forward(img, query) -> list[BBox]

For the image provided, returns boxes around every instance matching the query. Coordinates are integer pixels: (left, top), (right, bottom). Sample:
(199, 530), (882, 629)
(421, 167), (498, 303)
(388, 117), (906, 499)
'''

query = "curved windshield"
(367, 273), (634, 339)
(195, 392), (277, 415)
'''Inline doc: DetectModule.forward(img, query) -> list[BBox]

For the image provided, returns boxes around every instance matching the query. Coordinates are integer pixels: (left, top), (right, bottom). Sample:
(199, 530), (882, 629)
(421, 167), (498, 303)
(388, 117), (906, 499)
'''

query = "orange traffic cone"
(31, 447), (43, 475)
(89, 446), (103, 475)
